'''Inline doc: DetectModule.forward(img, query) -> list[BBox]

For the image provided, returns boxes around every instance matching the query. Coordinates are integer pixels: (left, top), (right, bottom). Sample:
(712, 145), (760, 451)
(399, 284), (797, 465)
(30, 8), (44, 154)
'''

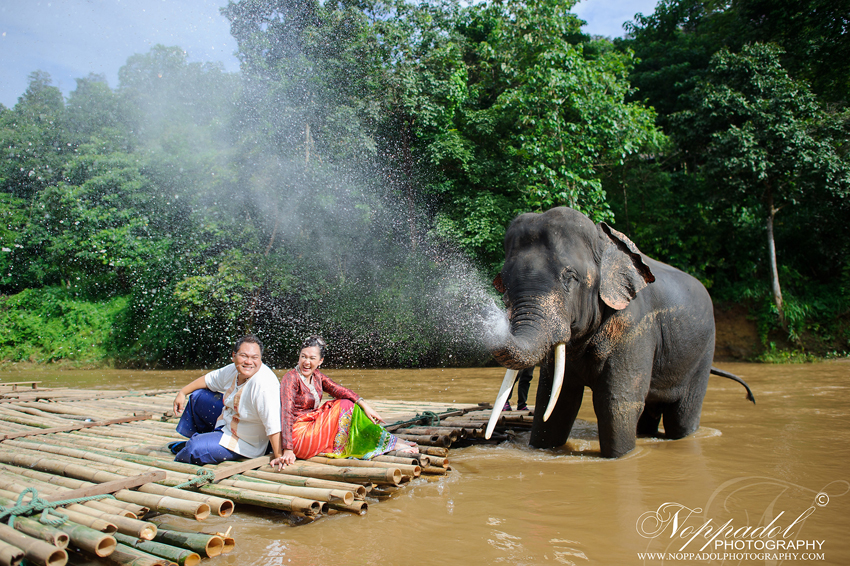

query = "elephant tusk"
(543, 342), (566, 422)
(485, 368), (519, 439)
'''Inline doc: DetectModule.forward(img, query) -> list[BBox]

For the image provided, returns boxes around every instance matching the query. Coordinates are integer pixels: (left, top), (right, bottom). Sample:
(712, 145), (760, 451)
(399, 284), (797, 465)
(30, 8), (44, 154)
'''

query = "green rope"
(388, 409), (456, 430)
(0, 487), (116, 528)
(174, 468), (216, 490)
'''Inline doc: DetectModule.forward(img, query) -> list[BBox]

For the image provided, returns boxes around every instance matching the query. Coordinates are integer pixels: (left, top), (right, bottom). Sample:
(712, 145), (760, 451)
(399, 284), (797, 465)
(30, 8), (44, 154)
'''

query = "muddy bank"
(714, 303), (761, 360)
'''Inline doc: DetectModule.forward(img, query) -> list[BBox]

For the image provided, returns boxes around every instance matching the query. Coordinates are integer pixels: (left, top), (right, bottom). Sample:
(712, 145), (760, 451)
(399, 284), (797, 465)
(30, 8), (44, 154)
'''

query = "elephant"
(485, 207), (754, 458)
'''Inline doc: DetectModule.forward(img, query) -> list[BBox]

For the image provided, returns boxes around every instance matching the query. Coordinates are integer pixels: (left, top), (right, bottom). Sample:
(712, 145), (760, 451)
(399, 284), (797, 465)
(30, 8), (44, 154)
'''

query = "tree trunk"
(765, 189), (786, 330)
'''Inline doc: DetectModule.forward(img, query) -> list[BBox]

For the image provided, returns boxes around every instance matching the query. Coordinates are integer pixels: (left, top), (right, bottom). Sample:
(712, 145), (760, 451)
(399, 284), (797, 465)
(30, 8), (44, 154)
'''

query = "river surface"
(4, 361), (849, 565)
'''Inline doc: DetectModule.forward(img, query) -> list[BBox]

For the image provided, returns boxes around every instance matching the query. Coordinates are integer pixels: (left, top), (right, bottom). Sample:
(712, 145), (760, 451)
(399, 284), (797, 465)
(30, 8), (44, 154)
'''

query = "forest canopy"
(1, 0), (847, 367)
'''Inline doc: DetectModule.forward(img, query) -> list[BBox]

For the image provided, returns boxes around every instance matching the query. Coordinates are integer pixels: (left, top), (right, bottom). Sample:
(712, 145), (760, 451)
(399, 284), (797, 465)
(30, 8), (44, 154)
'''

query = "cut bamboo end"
(12, 517), (69, 549)
(93, 535), (117, 558)
(205, 536), (225, 557)
(328, 500), (368, 515)
(193, 504), (211, 521)
(216, 500), (235, 517)
(0, 539), (24, 566)
(0, 523), (68, 566)
(151, 529), (224, 558)
(44, 547), (68, 566)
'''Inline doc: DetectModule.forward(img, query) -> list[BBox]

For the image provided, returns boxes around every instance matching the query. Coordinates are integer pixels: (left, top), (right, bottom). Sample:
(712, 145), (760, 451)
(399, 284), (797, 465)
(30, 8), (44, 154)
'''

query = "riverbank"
(1, 288), (846, 369)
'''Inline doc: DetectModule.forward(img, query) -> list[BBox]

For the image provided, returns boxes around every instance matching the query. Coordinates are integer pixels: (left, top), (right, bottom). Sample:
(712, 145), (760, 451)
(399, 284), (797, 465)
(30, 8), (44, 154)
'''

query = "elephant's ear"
(597, 222), (655, 310)
(493, 273), (506, 294)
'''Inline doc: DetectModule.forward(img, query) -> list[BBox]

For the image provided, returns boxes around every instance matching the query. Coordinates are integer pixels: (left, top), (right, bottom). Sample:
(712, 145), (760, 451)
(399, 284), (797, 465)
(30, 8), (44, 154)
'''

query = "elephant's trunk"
(491, 330), (548, 370)
(485, 296), (571, 437)
(490, 298), (562, 369)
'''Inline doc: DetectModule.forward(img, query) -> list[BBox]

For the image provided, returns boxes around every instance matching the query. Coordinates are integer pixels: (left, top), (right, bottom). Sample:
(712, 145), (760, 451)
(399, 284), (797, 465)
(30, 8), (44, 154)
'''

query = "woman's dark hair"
(301, 335), (327, 358)
(234, 334), (264, 356)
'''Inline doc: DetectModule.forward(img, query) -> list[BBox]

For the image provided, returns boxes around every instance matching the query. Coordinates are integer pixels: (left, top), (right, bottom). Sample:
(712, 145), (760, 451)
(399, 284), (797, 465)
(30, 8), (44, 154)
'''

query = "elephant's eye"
(561, 268), (579, 292)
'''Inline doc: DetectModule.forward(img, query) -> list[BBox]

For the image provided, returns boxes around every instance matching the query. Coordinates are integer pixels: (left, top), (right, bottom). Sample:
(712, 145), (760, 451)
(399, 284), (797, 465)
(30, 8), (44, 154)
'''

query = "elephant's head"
(485, 207), (655, 437)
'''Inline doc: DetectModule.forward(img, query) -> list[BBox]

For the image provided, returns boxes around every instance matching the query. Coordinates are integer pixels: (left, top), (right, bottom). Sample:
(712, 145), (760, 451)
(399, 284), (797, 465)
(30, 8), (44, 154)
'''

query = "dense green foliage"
(1, 0), (848, 366)
(0, 287), (127, 363)
(612, 0), (850, 353)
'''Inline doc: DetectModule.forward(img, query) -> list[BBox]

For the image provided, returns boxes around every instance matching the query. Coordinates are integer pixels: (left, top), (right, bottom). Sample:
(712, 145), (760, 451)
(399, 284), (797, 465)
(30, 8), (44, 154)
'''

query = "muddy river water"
(5, 361), (849, 565)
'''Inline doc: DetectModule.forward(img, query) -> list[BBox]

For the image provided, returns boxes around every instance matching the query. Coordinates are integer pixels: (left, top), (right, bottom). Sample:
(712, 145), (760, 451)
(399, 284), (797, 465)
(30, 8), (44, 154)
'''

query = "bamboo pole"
(50, 506), (155, 541)
(0, 492), (117, 536)
(7, 443), (232, 518)
(135, 484), (230, 519)
(0, 484), (116, 537)
(149, 528), (223, 558)
(414, 446), (448, 457)
(0, 473), (145, 528)
(0, 464), (210, 521)
(217, 477), (353, 505)
(113, 533), (200, 566)
(0, 448), (138, 485)
(395, 433), (451, 448)
(0, 480), (154, 542)
(420, 466), (448, 476)
(49, 523), (115, 557)
(0, 539), (24, 566)
(0, 446), (189, 492)
(327, 500), (367, 515)
(256, 462), (401, 486)
(94, 543), (172, 566)
(73, 499), (140, 520)
(401, 426), (463, 440)
(307, 456), (419, 478)
(0, 523), (68, 566)
(373, 455), (430, 467)
(386, 451), (446, 467)
(11, 517), (68, 548)
(8, 503), (115, 557)
(43, 510), (115, 535)
(239, 470), (367, 499)
(110, 491), (209, 522)
(196, 484), (325, 516)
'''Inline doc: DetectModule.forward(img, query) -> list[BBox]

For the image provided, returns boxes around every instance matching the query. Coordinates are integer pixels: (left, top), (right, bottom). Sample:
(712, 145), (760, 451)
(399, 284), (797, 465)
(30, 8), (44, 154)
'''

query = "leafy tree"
(490, 0), (662, 218)
(0, 72), (70, 199)
(674, 43), (850, 331)
(733, 0), (850, 104)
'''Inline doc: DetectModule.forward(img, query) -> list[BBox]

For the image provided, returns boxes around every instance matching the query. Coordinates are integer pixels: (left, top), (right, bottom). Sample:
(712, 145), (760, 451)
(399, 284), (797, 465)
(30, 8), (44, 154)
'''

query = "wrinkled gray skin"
(491, 207), (718, 458)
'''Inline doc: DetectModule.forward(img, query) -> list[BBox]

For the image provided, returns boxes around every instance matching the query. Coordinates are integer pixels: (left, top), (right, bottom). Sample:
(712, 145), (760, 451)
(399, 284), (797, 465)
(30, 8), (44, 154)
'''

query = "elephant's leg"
(662, 347), (713, 439)
(592, 388), (646, 458)
(529, 356), (583, 449)
(636, 404), (662, 437)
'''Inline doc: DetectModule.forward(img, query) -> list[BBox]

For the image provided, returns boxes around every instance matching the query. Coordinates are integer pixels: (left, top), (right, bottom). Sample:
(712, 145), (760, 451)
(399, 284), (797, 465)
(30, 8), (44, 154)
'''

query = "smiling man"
(170, 335), (282, 465)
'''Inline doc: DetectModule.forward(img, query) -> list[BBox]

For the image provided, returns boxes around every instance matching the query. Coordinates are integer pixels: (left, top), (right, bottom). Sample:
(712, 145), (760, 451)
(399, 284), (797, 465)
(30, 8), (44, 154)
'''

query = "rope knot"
(175, 468), (216, 489)
(0, 487), (115, 527)
(419, 411), (441, 426)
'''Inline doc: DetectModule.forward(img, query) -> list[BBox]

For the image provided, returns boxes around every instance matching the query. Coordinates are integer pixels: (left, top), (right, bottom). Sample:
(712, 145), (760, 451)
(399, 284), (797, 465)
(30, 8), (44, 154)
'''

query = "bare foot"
(395, 440), (419, 455)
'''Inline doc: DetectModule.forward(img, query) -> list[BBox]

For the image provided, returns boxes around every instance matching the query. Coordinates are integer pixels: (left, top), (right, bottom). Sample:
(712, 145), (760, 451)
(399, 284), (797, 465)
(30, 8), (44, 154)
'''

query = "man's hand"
(173, 391), (187, 416)
(270, 449), (296, 470)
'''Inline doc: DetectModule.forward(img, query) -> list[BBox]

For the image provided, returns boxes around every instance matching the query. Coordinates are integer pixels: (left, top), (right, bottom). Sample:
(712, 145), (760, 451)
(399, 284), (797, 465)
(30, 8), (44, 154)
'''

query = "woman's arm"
(268, 432), (283, 461)
(318, 372), (360, 403)
(356, 398), (385, 424)
(274, 371), (298, 468)
(173, 375), (209, 415)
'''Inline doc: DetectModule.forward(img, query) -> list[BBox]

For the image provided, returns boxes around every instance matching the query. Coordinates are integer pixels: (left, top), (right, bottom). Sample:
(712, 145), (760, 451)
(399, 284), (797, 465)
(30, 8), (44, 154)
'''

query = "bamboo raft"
(0, 383), (532, 565)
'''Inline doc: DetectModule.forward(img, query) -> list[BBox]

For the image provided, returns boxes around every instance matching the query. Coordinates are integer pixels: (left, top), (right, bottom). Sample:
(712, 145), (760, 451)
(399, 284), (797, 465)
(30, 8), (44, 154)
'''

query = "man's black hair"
(234, 334), (264, 356)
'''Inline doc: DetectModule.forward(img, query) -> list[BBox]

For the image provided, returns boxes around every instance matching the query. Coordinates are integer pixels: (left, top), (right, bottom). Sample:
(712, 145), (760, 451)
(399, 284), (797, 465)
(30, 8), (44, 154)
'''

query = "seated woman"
(271, 335), (417, 469)
(171, 335), (282, 465)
